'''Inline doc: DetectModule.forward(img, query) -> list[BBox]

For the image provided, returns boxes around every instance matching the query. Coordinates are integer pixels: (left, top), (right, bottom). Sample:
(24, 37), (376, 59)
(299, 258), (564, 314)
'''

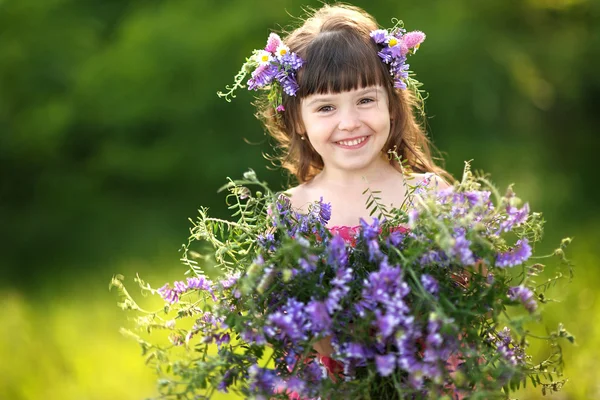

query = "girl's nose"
(337, 108), (361, 132)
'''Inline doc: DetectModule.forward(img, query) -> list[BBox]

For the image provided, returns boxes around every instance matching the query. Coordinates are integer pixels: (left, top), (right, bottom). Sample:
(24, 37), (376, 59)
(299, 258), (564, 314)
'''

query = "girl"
(254, 4), (452, 226)
(223, 2), (461, 396)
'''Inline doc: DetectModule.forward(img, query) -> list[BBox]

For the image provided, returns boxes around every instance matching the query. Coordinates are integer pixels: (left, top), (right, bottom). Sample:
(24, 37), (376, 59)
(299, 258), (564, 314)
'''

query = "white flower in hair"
(275, 44), (290, 60)
(255, 50), (273, 66)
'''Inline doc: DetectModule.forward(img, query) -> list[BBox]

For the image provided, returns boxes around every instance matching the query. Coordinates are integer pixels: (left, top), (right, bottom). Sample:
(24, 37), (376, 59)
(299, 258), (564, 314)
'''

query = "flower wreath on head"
(218, 19), (428, 114)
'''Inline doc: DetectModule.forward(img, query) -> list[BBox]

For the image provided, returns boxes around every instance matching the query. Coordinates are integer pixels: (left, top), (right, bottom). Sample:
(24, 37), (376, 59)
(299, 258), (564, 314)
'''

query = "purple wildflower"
(508, 285), (538, 313)
(247, 64), (278, 90)
(186, 275), (213, 290)
(359, 217), (380, 241)
(367, 239), (383, 262)
(241, 328), (266, 345)
(376, 312), (401, 339)
(387, 229), (406, 247)
(344, 342), (369, 359)
(157, 283), (178, 304)
(276, 104), (285, 112)
(496, 238), (532, 268)
(377, 49), (393, 64)
(298, 257), (316, 273)
(248, 364), (279, 396)
(219, 272), (240, 289)
(265, 297), (309, 344)
(218, 370), (234, 393)
(499, 203), (530, 233)
(277, 71), (300, 96)
(280, 52), (304, 70)
(421, 274), (439, 296)
(376, 354), (396, 376)
(306, 300), (331, 334)
(327, 234), (348, 267)
(492, 327), (525, 366)
(311, 197), (332, 225)
(419, 249), (448, 266)
(370, 29), (388, 44)
(326, 266), (353, 314)
(451, 228), (475, 265)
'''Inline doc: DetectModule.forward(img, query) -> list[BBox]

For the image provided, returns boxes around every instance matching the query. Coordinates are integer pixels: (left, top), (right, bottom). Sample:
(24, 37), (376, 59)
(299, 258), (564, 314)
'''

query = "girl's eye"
(317, 105), (334, 113)
(359, 97), (375, 105)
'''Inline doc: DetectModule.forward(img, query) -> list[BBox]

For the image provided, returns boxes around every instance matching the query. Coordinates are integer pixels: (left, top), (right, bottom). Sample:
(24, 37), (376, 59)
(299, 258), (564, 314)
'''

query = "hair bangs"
(297, 30), (390, 97)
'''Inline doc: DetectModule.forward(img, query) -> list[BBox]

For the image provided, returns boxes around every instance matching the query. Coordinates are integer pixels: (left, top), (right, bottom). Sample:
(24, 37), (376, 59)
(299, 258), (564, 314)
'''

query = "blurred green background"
(1, 0), (598, 398)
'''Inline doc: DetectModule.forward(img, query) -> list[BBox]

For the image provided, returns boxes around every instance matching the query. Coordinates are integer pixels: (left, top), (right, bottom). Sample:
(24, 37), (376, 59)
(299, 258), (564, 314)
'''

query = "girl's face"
(300, 86), (391, 174)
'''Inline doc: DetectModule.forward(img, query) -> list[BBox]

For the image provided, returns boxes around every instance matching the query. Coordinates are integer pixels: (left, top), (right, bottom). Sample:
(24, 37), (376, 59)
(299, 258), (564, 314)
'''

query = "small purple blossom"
(248, 364), (279, 395)
(280, 52), (304, 70)
(370, 29), (388, 44)
(359, 217), (381, 241)
(312, 197), (332, 225)
(451, 228), (475, 265)
(247, 63), (278, 91)
(306, 300), (331, 334)
(496, 238), (532, 268)
(326, 234), (348, 267)
(421, 274), (439, 296)
(265, 297), (309, 345)
(375, 354), (396, 376)
(498, 203), (530, 233)
(492, 327), (525, 366)
(376, 312), (401, 339)
(508, 285), (538, 313)
(326, 266), (353, 314)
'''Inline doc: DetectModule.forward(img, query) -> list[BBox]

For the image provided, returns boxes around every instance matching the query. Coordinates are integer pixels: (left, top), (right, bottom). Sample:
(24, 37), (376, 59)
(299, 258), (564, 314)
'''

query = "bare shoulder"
(406, 172), (452, 190)
(282, 184), (312, 213)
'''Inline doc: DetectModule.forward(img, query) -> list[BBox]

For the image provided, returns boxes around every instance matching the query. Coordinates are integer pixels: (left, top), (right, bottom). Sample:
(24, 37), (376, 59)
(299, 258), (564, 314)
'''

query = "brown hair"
(257, 4), (452, 184)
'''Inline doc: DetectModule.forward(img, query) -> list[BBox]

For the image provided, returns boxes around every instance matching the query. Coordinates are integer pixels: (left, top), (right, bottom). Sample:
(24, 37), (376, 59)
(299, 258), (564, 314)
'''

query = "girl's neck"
(313, 155), (399, 189)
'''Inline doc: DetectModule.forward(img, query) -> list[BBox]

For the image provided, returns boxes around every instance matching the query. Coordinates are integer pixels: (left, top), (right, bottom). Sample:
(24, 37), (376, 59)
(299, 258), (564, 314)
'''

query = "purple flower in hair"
(248, 64), (278, 90)
(277, 70), (300, 96)
(370, 29), (388, 44)
(281, 52), (304, 70)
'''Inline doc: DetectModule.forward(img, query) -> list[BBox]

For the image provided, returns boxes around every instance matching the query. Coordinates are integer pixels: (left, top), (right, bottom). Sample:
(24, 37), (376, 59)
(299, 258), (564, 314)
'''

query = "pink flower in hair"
(265, 33), (282, 53)
(402, 31), (426, 51)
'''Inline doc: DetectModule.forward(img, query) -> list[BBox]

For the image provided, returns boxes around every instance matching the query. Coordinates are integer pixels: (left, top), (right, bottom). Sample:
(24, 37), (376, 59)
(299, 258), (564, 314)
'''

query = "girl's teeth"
(338, 137), (366, 146)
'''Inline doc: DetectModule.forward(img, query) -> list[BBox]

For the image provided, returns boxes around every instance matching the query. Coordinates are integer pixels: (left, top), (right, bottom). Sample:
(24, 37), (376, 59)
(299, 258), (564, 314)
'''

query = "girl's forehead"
(301, 85), (386, 102)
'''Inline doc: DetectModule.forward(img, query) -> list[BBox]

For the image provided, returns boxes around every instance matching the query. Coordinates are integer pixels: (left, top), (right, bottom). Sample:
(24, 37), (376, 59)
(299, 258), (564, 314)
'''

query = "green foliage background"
(0, 0), (598, 398)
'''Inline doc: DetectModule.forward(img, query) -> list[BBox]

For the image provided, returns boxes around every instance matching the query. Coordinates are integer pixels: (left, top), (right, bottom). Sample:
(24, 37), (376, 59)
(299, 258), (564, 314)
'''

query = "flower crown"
(217, 33), (304, 112)
(370, 21), (426, 90)
(218, 20), (426, 113)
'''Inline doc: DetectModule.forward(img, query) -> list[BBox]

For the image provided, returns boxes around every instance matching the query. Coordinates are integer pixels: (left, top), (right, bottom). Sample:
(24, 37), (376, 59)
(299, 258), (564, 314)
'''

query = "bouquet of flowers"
(112, 164), (573, 399)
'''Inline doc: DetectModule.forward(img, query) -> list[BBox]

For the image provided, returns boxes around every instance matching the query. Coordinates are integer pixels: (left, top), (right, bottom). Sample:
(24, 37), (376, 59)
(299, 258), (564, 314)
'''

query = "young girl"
(223, 2), (460, 396)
